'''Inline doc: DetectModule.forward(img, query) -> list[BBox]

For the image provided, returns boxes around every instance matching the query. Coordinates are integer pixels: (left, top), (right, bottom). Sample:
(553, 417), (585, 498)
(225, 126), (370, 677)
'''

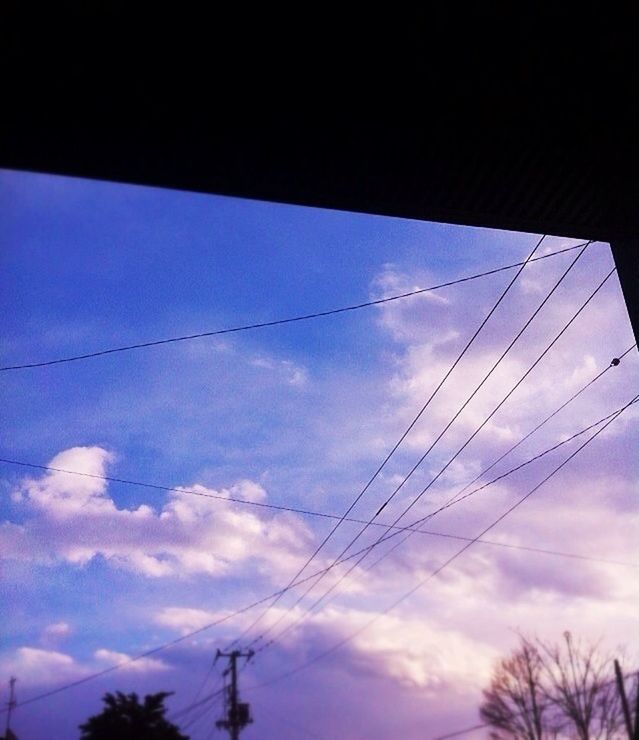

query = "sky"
(1, 169), (638, 739)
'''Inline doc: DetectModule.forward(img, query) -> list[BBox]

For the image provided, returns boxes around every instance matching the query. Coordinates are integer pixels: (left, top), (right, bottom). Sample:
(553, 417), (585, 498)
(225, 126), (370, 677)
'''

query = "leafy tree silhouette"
(79, 691), (188, 740)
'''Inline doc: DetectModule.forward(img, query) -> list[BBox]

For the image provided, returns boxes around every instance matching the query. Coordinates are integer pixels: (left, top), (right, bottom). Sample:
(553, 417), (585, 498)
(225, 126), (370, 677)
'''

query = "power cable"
(3, 394), (635, 714)
(249, 242), (592, 648)
(437, 342), (637, 512)
(255, 385), (635, 652)
(357, 271), (621, 572)
(0, 341), (633, 545)
(433, 722), (488, 739)
(2, 403), (637, 570)
(3, 408), (639, 606)
(251, 394), (636, 688)
(232, 234), (551, 650)
(169, 685), (224, 723)
(266, 266), (616, 645)
(0, 241), (588, 372)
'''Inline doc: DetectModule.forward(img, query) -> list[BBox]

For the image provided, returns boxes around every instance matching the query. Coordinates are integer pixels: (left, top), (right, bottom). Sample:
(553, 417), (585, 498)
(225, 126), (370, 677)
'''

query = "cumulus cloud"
(12, 447), (116, 516)
(0, 647), (88, 686)
(2, 447), (315, 580)
(265, 603), (497, 694)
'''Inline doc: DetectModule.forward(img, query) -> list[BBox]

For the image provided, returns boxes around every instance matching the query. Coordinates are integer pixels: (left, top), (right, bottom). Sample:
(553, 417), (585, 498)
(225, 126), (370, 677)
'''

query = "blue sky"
(1, 169), (638, 739)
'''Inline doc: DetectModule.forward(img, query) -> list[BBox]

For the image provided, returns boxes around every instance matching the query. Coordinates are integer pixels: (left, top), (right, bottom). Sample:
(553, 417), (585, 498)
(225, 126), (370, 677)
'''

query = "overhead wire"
(255, 265), (621, 652)
(256, 381), (635, 652)
(437, 342), (637, 512)
(354, 269), (622, 572)
(168, 685), (224, 724)
(4, 392), (636, 714)
(0, 340), (634, 551)
(260, 264), (617, 647)
(0, 241), (589, 372)
(2, 406), (638, 602)
(248, 241), (592, 648)
(3, 267), (634, 711)
(250, 393), (637, 689)
(0, 221), (632, 726)
(2, 396), (637, 571)
(0, 345), (634, 698)
(232, 234), (551, 650)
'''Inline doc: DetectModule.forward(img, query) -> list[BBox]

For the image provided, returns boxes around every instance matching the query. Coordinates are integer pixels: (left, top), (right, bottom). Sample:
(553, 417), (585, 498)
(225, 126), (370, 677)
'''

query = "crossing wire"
(0, 341), (634, 545)
(256, 384), (636, 653)
(250, 394), (637, 689)
(255, 391), (638, 653)
(3, 394), (636, 715)
(0, 240), (591, 372)
(247, 241), (592, 649)
(230, 234), (552, 650)
(1, 390), (637, 571)
(264, 265), (617, 647)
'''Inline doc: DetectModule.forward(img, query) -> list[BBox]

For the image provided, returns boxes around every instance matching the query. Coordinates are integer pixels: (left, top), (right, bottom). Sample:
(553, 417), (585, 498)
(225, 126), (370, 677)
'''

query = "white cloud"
(41, 622), (72, 647)
(0, 647), (88, 686)
(13, 447), (115, 516)
(3, 447), (316, 581)
(94, 648), (167, 673)
(250, 355), (309, 387)
(270, 604), (497, 694)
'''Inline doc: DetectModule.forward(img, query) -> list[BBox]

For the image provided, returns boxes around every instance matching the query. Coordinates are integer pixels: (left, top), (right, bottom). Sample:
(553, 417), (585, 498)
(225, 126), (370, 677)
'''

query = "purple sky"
(1, 170), (637, 739)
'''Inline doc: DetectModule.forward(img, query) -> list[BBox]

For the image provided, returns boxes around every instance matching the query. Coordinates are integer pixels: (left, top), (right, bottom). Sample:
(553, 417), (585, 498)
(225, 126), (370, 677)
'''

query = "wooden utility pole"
(614, 659), (639, 740)
(215, 649), (254, 740)
(4, 677), (16, 739)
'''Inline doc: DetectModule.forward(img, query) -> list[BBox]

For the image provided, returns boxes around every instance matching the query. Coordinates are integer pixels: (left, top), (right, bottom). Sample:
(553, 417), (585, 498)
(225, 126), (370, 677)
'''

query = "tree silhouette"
(79, 691), (189, 740)
(480, 639), (546, 740)
(480, 633), (628, 740)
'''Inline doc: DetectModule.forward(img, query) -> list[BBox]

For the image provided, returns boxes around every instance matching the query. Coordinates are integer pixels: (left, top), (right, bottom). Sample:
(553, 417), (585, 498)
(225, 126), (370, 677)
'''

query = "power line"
(255, 385), (635, 652)
(274, 392), (639, 635)
(1, 400), (637, 602)
(0, 241), (589, 373)
(249, 242), (592, 648)
(434, 342), (637, 513)
(0, 342), (632, 537)
(169, 686), (224, 723)
(1, 405), (636, 569)
(353, 268), (620, 574)
(433, 722), (488, 739)
(0, 457), (358, 520)
(233, 234), (551, 650)
(190, 343), (635, 723)
(251, 394), (636, 689)
(4, 395), (635, 714)
(266, 266), (617, 646)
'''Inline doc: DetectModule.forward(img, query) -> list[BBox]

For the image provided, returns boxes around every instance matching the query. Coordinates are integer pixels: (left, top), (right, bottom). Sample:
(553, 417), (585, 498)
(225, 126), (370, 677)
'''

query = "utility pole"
(4, 677), (16, 739)
(614, 659), (638, 740)
(215, 649), (254, 740)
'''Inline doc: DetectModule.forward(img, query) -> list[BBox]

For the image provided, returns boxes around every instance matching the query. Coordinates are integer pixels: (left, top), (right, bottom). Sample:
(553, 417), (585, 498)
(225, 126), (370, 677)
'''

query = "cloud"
(41, 622), (72, 647)
(0, 647), (88, 686)
(93, 649), (167, 673)
(251, 356), (309, 387)
(154, 607), (221, 635)
(12, 447), (116, 516)
(371, 265), (454, 345)
(263, 603), (496, 694)
(2, 447), (316, 581)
